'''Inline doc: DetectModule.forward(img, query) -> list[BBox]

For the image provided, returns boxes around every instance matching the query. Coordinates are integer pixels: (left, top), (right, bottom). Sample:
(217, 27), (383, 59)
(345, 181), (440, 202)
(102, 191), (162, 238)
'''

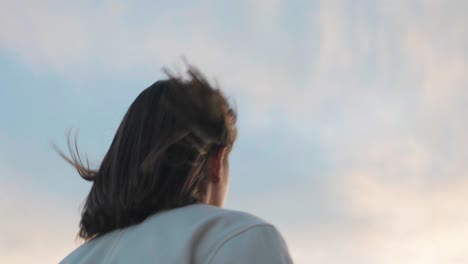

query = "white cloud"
(0, 167), (79, 264)
(0, 0), (302, 113)
(0, 1), (93, 70)
(286, 183), (468, 264)
(337, 169), (468, 264)
(243, 0), (283, 29)
(270, 135), (468, 264)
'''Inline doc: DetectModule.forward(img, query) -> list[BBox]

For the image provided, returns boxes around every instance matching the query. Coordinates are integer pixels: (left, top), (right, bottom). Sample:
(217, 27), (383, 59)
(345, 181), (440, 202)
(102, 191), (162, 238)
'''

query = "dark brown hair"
(58, 66), (237, 240)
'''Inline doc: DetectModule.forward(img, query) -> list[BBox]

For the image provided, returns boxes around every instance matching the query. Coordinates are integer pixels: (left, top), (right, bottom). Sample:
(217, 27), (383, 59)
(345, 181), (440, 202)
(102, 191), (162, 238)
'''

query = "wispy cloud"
(282, 176), (468, 264)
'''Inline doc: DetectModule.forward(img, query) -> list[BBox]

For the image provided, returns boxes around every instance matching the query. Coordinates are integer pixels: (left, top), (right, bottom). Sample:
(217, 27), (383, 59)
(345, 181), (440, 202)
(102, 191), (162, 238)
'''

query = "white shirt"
(61, 204), (293, 264)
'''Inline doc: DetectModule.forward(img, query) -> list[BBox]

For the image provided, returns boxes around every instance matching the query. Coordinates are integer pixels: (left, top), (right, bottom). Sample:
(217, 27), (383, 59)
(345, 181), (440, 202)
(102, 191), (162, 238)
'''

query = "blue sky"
(1, 0), (468, 263)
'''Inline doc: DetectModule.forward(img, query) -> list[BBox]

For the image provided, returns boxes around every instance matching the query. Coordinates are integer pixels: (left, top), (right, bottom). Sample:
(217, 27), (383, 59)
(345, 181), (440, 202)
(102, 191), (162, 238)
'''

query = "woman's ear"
(208, 147), (227, 183)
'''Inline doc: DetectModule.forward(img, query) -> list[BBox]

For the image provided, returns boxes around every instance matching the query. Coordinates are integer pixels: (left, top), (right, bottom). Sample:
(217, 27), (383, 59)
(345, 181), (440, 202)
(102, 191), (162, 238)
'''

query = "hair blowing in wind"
(56, 65), (237, 240)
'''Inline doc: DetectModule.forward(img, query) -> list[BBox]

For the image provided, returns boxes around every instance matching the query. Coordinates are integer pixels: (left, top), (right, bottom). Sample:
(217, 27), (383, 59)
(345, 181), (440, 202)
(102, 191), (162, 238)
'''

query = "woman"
(60, 66), (293, 263)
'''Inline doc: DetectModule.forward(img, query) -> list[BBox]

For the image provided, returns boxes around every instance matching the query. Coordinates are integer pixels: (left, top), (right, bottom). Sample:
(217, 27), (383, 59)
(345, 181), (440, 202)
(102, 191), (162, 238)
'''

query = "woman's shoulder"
(167, 204), (282, 262)
(177, 204), (291, 263)
(60, 204), (284, 264)
(171, 203), (273, 230)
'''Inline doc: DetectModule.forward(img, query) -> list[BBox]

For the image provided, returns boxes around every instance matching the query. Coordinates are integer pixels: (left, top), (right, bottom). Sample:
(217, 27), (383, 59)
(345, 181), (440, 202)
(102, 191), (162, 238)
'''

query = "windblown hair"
(58, 66), (237, 240)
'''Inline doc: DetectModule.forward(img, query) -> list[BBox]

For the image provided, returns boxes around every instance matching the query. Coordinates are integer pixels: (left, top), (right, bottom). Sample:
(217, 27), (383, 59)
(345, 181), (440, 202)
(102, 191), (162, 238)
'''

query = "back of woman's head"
(60, 66), (237, 240)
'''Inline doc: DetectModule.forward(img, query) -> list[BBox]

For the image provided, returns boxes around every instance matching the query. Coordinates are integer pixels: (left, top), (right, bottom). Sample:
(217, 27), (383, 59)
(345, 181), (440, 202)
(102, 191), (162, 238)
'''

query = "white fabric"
(61, 204), (293, 264)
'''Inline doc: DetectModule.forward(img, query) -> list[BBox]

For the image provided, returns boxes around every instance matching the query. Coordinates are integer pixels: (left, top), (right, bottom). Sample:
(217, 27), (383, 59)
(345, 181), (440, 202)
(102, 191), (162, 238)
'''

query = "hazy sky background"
(1, 0), (467, 263)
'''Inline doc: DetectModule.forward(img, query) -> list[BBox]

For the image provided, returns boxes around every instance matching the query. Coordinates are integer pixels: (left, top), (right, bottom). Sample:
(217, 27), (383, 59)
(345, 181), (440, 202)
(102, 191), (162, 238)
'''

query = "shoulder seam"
(206, 224), (275, 264)
(104, 229), (126, 264)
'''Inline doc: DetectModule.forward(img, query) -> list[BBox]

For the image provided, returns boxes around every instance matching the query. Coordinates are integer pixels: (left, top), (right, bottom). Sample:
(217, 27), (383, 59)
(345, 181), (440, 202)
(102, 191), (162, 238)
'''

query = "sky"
(1, 0), (467, 263)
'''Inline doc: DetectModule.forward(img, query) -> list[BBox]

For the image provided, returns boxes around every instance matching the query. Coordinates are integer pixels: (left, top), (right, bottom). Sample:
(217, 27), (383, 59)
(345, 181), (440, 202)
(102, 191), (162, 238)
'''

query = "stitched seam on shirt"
(104, 230), (126, 264)
(206, 224), (275, 264)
